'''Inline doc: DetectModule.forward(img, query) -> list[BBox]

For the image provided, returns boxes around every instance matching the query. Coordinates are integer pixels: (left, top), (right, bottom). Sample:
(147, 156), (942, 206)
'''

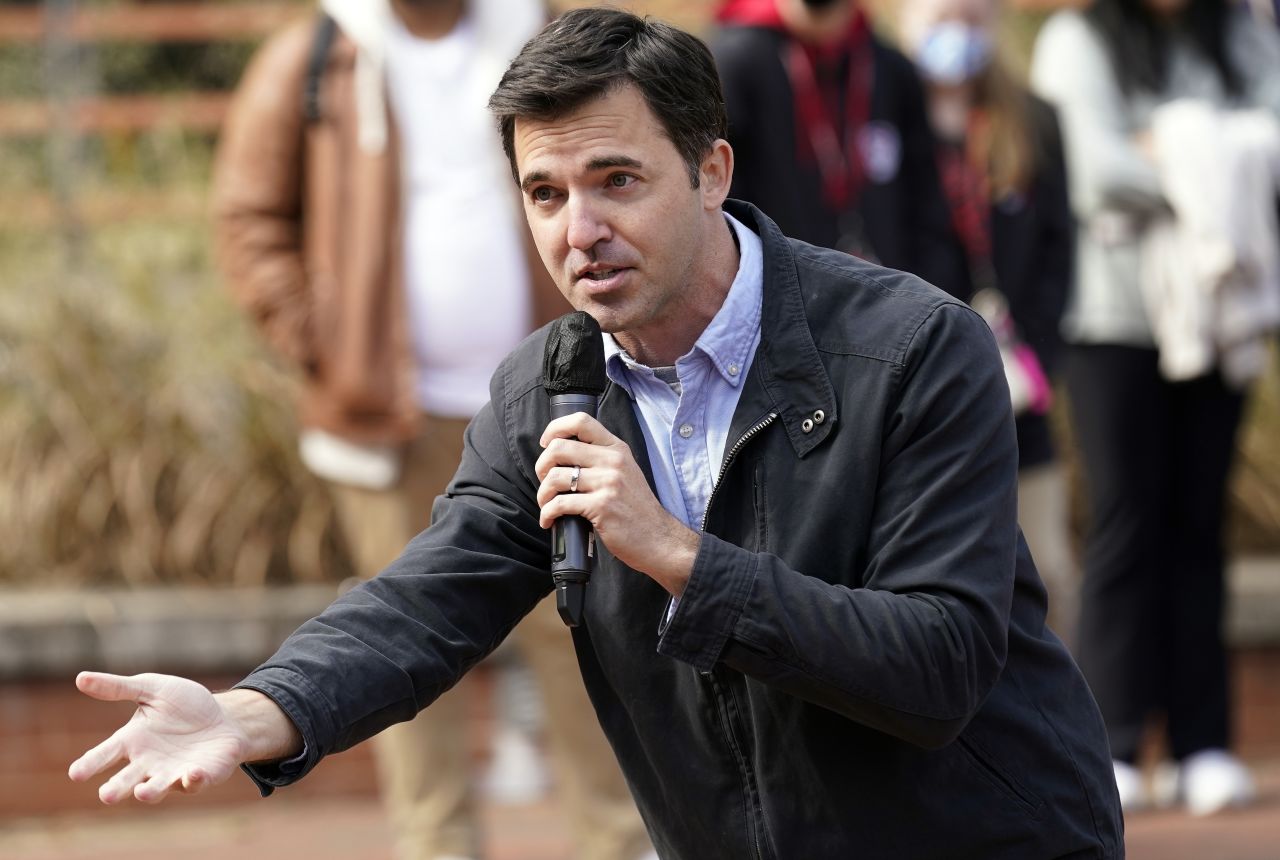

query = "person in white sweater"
(1031, 0), (1280, 817)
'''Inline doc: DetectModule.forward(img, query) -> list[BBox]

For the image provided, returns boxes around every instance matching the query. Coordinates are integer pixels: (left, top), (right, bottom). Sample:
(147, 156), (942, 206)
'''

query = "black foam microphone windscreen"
(542, 312), (606, 626)
(542, 311), (607, 396)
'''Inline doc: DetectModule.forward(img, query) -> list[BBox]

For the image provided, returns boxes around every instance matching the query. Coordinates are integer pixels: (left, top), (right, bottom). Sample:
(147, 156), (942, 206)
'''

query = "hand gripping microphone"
(542, 311), (607, 627)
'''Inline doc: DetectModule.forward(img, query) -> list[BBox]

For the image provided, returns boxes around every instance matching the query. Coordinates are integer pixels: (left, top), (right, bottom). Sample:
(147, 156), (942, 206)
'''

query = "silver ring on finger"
(569, 464), (581, 493)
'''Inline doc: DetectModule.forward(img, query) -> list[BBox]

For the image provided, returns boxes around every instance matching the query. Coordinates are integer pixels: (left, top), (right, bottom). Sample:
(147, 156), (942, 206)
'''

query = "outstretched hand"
(68, 672), (251, 805)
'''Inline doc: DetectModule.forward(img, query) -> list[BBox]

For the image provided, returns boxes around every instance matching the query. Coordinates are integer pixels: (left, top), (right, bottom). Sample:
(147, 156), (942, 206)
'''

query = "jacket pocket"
(957, 734), (1046, 819)
(752, 459), (768, 554)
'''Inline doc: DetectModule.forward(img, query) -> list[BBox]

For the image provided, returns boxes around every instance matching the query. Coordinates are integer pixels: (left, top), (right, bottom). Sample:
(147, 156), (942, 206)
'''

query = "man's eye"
(609, 174), (633, 188)
(531, 187), (555, 202)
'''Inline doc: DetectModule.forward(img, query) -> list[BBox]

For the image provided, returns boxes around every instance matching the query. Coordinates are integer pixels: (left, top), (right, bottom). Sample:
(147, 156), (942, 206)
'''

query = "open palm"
(68, 672), (251, 804)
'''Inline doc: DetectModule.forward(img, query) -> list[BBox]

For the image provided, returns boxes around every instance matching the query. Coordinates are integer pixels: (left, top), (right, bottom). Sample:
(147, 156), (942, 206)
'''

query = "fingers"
(536, 464), (589, 508)
(71, 740), (214, 805)
(133, 772), (174, 805)
(539, 491), (592, 530)
(534, 438), (591, 481)
(135, 765), (209, 804)
(98, 761), (148, 805)
(68, 735), (124, 783)
(535, 435), (632, 481)
(105, 763), (198, 805)
(536, 414), (641, 530)
(539, 412), (618, 448)
(536, 414), (631, 482)
(537, 467), (624, 529)
(180, 767), (211, 794)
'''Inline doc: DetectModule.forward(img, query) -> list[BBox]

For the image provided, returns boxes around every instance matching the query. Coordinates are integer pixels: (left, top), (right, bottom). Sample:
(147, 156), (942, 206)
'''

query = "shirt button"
(679, 423), (694, 438)
(728, 363), (740, 376)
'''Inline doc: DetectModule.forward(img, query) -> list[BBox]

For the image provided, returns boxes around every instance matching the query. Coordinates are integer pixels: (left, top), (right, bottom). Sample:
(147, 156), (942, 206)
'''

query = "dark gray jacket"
(239, 201), (1123, 859)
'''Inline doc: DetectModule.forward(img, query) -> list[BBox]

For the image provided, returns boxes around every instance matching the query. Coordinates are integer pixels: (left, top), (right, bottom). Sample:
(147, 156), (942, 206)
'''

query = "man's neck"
(391, 0), (466, 40)
(612, 213), (742, 367)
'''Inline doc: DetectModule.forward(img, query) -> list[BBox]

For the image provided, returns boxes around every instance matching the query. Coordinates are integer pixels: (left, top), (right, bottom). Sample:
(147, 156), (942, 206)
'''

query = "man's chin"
(566, 299), (628, 334)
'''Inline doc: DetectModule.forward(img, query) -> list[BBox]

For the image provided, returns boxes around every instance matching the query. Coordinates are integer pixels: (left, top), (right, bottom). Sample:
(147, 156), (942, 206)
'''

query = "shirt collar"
(604, 212), (764, 397)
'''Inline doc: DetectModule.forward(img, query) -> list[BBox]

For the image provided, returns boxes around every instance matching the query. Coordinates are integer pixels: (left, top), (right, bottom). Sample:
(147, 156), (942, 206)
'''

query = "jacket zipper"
(700, 412), (777, 531)
(708, 669), (767, 860)
(699, 411), (777, 860)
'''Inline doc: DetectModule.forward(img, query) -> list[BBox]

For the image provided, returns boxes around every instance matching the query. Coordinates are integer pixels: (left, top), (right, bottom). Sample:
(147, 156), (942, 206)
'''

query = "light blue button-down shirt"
(603, 213), (763, 536)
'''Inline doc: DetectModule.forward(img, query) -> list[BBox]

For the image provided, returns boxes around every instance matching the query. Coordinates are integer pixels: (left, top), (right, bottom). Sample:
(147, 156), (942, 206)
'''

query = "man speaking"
(70, 8), (1122, 858)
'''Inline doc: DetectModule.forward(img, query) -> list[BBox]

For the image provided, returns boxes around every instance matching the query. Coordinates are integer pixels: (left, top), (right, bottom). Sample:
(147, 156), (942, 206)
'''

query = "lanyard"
(784, 31), (874, 212)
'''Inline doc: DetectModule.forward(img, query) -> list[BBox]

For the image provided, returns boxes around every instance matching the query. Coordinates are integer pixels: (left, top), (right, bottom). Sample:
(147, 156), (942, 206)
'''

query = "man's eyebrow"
(585, 155), (643, 173)
(520, 156), (645, 193)
(520, 170), (551, 193)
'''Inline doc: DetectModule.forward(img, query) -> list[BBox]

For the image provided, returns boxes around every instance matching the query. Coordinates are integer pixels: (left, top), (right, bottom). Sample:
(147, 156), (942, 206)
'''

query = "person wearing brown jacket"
(211, 2), (651, 859)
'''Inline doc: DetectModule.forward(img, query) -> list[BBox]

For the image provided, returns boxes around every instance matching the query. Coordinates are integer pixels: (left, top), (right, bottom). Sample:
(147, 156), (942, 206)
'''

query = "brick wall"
(1237, 649), (1280, 759)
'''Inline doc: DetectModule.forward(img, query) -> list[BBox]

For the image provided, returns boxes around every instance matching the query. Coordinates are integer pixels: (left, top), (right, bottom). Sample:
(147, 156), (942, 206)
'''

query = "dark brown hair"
(488, 7), (728, 187)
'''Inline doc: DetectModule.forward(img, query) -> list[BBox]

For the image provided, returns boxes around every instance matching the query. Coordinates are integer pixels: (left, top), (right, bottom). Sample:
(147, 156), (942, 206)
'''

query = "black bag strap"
(303, 12), (337, 124)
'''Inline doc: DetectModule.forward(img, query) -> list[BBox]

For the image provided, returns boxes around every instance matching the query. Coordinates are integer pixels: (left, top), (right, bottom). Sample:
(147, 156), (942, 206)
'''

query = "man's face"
(513, 85), (723, 354)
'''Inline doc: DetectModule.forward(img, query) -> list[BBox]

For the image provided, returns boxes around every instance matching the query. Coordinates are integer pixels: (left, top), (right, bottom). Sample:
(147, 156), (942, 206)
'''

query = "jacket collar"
(722, 199), (837, 458)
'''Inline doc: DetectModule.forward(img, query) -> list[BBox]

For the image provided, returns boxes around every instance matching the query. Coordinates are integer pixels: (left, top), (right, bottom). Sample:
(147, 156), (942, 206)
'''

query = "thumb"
(76, 671), (153, 704)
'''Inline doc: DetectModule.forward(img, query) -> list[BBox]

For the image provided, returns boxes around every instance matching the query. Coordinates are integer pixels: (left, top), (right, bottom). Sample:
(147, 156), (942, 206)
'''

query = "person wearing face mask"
(1032, 0), (1280, 817)
(210, 2), (652, 859)
(712, 0), (969, 297)
(899, 0), (1077, 648)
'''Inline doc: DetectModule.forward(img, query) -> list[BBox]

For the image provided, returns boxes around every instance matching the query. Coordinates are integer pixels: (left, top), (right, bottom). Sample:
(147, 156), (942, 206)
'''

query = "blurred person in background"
(897, 0), (1076, 645)
(1032, 0), (1280, 816)
(711, 0), (969, 296)
(210, 1), (650, 859)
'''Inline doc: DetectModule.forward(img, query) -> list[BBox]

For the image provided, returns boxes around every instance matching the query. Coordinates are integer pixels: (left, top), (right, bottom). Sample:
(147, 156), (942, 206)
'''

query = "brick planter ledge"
(3, 558), (1278, 681)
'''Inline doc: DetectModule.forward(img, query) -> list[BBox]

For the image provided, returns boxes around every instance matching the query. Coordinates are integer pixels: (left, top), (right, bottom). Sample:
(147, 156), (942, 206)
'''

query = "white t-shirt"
(385, 14), (532, 417)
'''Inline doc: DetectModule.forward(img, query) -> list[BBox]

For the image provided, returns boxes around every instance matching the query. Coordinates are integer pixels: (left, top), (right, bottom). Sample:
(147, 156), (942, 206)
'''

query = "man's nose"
(565, 197), (611, 251)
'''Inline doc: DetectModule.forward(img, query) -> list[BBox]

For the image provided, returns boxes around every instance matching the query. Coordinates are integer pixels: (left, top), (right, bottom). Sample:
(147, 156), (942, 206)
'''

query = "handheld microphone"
(541, 311), (607, 627)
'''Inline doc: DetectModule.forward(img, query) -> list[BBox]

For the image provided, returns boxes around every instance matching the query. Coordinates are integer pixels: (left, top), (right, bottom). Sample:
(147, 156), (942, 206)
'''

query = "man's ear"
(699, 139), (734, 210)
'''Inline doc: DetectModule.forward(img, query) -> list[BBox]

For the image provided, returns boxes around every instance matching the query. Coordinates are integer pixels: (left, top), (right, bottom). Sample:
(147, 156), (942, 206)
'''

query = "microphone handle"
(548, 393), (599, 627)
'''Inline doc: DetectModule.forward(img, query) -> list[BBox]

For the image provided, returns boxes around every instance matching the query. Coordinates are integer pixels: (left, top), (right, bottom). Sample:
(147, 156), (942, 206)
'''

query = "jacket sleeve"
(657, 302), (1018, 750)
(1029, 11), (1165, 218)
(211, 21), (317, 371)
(234, 374), (554, 790)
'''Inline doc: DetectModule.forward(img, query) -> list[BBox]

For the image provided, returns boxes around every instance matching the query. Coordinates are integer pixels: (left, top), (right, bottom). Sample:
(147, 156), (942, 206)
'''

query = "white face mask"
(915, 21), (992, 86)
